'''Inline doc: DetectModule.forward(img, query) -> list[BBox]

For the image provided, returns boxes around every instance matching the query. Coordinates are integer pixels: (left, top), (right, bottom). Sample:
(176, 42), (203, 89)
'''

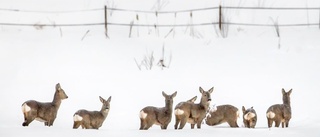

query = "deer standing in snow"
(266, 88), (292, 128)
(73, 96), (111, 129)
(174, 87), (213, 129)
(242, 106), (257, 128)
(139, 91), (177, 130)
(21, 83), (68, 126)
(205, 104), (239, 127)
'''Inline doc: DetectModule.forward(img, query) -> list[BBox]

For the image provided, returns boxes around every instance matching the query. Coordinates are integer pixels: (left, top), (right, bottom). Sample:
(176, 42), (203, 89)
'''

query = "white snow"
(1, 0), (320, 137)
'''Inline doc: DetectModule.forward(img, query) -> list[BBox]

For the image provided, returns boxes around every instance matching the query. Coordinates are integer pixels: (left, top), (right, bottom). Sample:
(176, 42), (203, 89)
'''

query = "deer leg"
(267, 118), (273, 128)
(249, 121), (255, 128)
(228, 120), (239, 128)
(275, 120), (280, 127)
(285, 119), (290, 128)
(45, 119), (54, 127)
(196, 119), (202, 129)
(22, 116), (35, 127)
(178, 118), (187, 129)
(144, 120), (154, 130)
(139, 119), (146, 130)
(161, 124), (168, 130)
(174, 116), (181, 130)
(82, 123), (91, 129)
(245, 121), (249, 128)
(49, 119), (55, 126)
(191, 124), (195, 129)
(73, 121), (81, 129)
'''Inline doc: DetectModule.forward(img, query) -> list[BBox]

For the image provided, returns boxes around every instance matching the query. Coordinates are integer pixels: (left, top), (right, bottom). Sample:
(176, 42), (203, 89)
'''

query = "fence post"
(104, 5), (109, 38)
(219, 5), (222, 31)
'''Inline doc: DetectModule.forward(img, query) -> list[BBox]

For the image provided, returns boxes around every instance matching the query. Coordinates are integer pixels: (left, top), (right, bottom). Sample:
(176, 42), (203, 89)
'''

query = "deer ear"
(191, 96), (197, 102)
(282, 88), (286, 94)
(288, 89), (292, 95)
(208, 87), (214, 93)
(106, 96), (112, 103)
(162, 91), (168, 97)
(199, 87), (204, 94)
(56, 83), (61, 90)
(99, 96), (105, 103)
(171, 91), (177, 98)
(242, 106), (246, 112)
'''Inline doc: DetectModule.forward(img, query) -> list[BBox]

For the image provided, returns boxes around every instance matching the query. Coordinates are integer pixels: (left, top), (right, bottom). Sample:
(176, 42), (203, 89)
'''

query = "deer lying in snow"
(205, 104), (239, 127)
(73, 96), (111, 129)
(21, 83), (68, 127)
(174, 87), (213, 129)
(266, 88), (292, 128)
(242, 106), (257, 128)
(139, 91), (177, 130)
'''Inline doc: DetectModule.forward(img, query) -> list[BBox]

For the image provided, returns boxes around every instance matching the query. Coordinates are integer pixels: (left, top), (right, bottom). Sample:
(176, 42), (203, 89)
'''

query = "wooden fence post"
(219, 5), (222, 31)
(104, 5), (109, 38)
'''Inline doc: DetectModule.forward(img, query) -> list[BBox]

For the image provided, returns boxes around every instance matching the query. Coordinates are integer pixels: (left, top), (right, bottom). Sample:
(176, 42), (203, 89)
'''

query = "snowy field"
(1, 0), (320, 137)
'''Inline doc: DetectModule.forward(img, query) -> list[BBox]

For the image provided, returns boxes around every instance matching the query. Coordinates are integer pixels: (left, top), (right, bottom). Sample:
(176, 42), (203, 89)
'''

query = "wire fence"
(0, 6), (319, 27)
(1, 6), (320, 14)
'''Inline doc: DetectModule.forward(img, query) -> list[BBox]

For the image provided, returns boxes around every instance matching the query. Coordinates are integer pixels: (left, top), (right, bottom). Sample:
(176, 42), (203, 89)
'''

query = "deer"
(73, 96), (111, 129)
(21, 83), (68, 127)
(174, 87), (213, 129)
(242, 106), (257, 128)
(266, 88), (292, 128)
(139, 91), (177, 130)
(205, 104), (239, 127)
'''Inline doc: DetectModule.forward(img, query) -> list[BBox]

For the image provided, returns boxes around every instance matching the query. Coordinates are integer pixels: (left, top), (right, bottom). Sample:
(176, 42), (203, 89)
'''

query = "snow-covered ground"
(1, 0), (320, 137)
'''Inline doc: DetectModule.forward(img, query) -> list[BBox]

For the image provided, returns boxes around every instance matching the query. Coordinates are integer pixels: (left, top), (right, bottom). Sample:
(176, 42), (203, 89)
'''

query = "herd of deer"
(21, 83), (292, 130)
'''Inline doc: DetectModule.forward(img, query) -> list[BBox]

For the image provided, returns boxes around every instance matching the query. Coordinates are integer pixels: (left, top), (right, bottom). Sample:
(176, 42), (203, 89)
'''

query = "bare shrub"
(134, 45), (172, 70)
(134, 51), (154, 70)
(270, 17), (281, 49)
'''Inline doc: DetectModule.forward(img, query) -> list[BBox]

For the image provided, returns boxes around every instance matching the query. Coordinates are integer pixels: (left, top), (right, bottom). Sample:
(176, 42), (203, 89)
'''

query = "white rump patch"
(244, 112), (256, 120)
(21, 103), (31, 113)
(266, 111), (275, 119)
(139, 110), (148, 119)
(73, 114), (83, 122)
(174, 109), (184, 115)
(236, 110), (240, 118)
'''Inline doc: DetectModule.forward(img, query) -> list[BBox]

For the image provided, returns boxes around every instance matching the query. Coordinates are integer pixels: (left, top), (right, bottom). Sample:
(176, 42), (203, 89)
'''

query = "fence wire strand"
(1, 6), (320, 14)
(0, 6), (319, 27)
(0, 22), (318, 27)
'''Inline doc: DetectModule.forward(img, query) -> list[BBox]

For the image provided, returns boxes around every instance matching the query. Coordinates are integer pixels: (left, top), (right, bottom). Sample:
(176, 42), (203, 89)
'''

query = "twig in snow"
(81, 30), (90, 41)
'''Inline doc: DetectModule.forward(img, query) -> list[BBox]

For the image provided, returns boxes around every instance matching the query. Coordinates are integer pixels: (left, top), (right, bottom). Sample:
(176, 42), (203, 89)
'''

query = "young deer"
(266, 88), (292, 128)
(73, 96), (111, 129)
(174, 87), (213, 129)
(21, 83), (68, 127)
(242, 106), (257, 128)
(139, 91), (177, 130)
(205, 104), (239, 127)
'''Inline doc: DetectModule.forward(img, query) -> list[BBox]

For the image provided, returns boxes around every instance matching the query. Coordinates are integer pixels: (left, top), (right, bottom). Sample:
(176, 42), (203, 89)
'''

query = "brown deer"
(73, 96), (111, 129)
(174, 87), (213, 129)
(242, 106), (257, 128)
(266, 88), (292, 128)
(21, 83), (68, 126)
(175, 96), (198, 128)
(139, 91), (177, 130)
(205, 104), (239, 127)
